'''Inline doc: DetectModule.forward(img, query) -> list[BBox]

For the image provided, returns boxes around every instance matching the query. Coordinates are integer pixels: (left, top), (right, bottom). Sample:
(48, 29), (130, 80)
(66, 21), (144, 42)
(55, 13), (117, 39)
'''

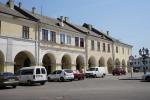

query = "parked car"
(142, 73), (150, 81)
(16, 66), (47, 85)
(0, 72), (19, 88)
(85, 67), (106, 78)
(73, 70), (84, 80)
(112, 68), (126, 75)
(47, 69), (74, 82)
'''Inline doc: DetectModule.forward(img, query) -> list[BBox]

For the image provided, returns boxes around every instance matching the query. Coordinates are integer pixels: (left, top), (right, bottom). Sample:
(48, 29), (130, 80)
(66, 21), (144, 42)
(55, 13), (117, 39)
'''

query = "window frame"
(97, 42), (100, 51)
(75, 37), (79, 47)
(22, 26), (29, 39)
(91, 40), (94, 50)
(42, 29), (48, 41)
(60, 33), (65, 44)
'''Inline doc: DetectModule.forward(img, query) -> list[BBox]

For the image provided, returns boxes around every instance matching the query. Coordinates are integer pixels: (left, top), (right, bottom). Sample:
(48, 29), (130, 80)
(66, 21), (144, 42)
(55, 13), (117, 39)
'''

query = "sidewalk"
(118, 72), (143, 80)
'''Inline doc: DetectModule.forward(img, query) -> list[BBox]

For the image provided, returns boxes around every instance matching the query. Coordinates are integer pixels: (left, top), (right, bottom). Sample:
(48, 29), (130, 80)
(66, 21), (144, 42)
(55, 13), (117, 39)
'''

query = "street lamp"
(139, 47), (149, 74)
(129, 55), (134, 78)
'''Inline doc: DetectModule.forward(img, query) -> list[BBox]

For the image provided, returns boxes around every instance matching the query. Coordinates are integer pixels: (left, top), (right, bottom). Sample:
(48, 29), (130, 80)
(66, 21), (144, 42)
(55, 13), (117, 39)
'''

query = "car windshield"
(88, 68), (96, 71)
(64, 69), (73, 73)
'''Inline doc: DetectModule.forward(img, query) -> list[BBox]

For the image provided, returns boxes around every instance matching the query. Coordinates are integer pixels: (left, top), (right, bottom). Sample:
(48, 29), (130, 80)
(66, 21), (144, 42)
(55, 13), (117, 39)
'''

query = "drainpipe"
(85, 32), (89, 70)
(37, 21), (41, 66)
(112, 42), (115, 68)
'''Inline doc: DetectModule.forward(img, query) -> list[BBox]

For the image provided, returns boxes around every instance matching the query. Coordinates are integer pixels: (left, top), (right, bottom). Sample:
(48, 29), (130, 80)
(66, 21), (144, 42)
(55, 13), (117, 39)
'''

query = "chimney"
(32, 7), (36, 14)
(59, 16), (64, 27)
(87, 24), (92, 30)
(107, 31), (109, 36)
(7, 0), (14, 9)
(64, 17), (69, 22)
(18, 2), (22, 8)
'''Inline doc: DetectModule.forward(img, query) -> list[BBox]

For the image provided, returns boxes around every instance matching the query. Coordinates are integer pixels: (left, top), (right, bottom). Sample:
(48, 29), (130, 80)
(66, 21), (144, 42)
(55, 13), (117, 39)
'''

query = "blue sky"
(1, 0), (150, 56)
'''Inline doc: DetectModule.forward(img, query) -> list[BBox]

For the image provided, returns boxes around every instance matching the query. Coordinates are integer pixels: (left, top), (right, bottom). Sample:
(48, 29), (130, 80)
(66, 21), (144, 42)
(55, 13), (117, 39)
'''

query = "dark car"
(112, 68), (126, 76)
(0, 72), (19, 88)
(73, 70), (84, 80)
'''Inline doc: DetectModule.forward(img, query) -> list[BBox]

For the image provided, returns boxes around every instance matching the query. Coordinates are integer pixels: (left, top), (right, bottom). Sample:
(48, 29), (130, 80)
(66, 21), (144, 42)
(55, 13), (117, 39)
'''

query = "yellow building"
(0, 0), (132, 74)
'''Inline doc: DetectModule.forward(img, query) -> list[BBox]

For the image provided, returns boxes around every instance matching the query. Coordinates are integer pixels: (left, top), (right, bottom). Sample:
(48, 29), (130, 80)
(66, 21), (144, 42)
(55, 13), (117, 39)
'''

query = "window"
(80, 38), (84, 47)
(122, 48), (124, 54)
(50, 31), (56, 43)
(103, 43), (105, 52)
(41, 68), (46, 74)
(42, 29), (48, 41)
(91, 40), (94, 50)
(0, 20), (1, 34)
(36, 68), (41, 74)
(108, 44), (110, 52)
(97, 42), (100, 51)
(116, 46), (118, 53)
(75, 37), (79, 47)
(60, 33), (65, 44)
(22, 26), (29, 39)
(67, 35), (71, 44)
(21, 69), (33, 75)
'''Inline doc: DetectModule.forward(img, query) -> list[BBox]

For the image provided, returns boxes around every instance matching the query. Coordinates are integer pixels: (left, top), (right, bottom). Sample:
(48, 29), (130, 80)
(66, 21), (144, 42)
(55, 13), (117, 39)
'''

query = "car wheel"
(12, 85), (16, 88)
(40, 82), (45, 85)
(48, 77), (51, 82)
(145, 76), (150, 82)
(27, 80), (32, 86)
(94, 74), (97, 78)
(60, 77), (64, 82)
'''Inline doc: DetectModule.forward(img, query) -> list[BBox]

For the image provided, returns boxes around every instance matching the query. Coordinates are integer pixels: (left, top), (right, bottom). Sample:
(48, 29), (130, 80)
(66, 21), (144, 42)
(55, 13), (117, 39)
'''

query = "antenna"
(40, 5), (43, 16)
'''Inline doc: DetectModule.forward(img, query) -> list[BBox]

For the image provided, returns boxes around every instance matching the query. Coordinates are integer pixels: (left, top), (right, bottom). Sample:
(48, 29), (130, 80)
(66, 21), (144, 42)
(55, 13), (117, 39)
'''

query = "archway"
(0, 50), (4, 72)
(61, 54), (72, 69)
(99, 57), (105, 67)
(122, 59), (126, 69)
(76, 55), (85, 71)
(14, 51), (35, 73)
(115, 58), (120, 68)
(88, 56), (96, 68)
(42, 53), (56, 74)
(107, 58), (113, 73)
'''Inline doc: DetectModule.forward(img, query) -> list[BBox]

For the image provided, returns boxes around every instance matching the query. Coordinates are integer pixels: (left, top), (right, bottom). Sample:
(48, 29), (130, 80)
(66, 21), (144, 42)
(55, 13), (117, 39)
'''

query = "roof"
(0, 2), (32, 20)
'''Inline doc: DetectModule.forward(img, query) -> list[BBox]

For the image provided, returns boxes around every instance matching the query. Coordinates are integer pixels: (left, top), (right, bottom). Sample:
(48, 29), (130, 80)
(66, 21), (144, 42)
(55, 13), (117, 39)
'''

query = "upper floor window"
(116, 46), (118, 53)
(67, 35), (71, 45)
(91, 40), (94, 50)
(80, 38), (84, 48)
(97, 42), (100, 51)
(0, 20), (1, 34)
(107, 44), (110, 52)
(60, 33), (65, 44)
(42, 29), (48, 41)
(22, 26), (29, 39)
(103, 43), (105, 52)
(50, 31), (56, 43)
(75, 37), (79, 47)
(122, 48), (124, 54)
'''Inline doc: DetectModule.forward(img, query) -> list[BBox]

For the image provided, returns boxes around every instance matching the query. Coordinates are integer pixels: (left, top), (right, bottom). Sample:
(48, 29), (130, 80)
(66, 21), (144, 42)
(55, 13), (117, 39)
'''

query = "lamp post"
(139, 47), (149, 74)
(129, 55), (134, 78)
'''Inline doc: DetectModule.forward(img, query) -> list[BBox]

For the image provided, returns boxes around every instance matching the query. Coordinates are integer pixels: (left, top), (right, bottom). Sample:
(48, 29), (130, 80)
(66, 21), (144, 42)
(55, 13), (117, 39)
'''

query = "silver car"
(142, 73), (150, 81)
(48, 69), (74, 82)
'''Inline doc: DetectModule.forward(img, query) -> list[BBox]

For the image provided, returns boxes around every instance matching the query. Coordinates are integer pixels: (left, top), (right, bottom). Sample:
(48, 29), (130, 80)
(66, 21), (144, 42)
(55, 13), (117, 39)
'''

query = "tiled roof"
(0, 2), (29, 19)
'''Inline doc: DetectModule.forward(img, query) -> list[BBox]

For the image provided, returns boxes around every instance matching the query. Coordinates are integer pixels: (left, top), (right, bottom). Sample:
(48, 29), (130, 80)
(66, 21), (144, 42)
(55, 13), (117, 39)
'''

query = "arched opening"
(115, 58), (120, 68)
(76, 55), (85, 71)
(61, 54), (72, 69)
(14, 51), (35, 73)
(88, 56), (96, 68)
(122, 59), (126, 70)
(107, 58), (113, 73)
(42, 53), (56, 74)
(0, 50), (4, 72)
(99, 57), (105, 67)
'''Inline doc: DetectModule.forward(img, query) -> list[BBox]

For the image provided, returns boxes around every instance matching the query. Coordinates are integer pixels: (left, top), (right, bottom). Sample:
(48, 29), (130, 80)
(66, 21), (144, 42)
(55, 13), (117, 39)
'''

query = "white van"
(85, 66), (106, 78)
(16, 66), (47, 85)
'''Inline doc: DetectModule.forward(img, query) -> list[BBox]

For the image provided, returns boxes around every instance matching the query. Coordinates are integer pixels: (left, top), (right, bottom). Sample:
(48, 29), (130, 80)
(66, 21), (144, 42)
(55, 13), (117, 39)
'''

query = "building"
(0, 0), (132, 74)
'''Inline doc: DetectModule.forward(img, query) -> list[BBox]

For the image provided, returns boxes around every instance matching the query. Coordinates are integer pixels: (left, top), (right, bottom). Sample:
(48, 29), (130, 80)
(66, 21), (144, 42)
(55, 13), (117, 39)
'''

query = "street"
(0, 73), (150, 100)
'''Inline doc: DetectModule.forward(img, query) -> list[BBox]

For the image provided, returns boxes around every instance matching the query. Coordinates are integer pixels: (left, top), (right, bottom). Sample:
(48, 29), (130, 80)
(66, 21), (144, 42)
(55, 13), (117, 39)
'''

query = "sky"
(1, 0), (150, 57)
